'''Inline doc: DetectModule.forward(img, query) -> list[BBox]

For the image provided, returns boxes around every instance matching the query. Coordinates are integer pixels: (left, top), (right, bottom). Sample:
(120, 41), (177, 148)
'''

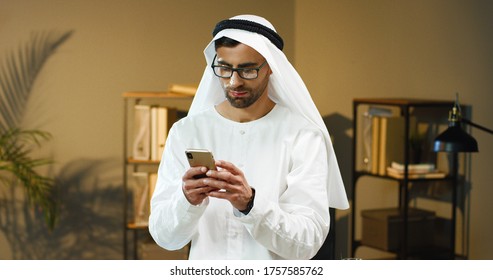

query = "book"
(378, 116), (405, 176)
(150, 106), (159, 161)
(132, 172), (150, 226)
(151, 106), (177, 161)
(132, 172), (159, 227)
(359, 111), (373, 172)
(363, 106), (394, 174)
(132, 105), (151, 160)
(390, 162), (436, 173)
(149, 172), (158, 202)
(168, 83), (198, 96)
(386, 167), (446, 179)
(157, 107), (177, 160)
(370, 115), (381, 174)
(156, 107), (166, 161)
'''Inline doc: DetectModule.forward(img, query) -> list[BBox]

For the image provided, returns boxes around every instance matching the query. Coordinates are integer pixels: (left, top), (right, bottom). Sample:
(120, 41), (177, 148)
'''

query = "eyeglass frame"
(210, 54), (268, 80)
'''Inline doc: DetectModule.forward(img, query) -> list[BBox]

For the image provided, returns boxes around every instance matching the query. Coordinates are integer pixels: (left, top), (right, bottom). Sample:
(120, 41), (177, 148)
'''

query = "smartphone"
(185, 149), (216, 178)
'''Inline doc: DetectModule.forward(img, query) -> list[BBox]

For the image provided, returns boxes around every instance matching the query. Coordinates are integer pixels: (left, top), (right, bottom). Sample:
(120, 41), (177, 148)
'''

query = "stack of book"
(132, 105), (177, 161)
(359, 106), (442, 179)
(132, 172), (158, 226)
(168, 83), (198, 96)
(360, 106), (409, 176)
(386, 162), (446, 179)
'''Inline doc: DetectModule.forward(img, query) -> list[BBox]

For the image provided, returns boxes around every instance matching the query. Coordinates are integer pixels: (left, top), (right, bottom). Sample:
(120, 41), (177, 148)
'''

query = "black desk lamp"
(434, 94), (493, 152)
(432, 94), (492, 259)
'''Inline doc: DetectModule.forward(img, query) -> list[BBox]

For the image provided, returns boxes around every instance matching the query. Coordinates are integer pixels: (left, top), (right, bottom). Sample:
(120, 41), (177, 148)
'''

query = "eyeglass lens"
(213, 66), (258, 79)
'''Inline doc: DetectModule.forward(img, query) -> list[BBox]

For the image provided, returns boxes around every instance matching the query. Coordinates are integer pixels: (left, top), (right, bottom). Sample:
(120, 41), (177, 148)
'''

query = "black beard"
(224, 88), (262, 108)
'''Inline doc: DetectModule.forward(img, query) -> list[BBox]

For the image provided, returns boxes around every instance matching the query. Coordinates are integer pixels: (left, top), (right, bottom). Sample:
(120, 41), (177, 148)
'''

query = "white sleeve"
(148, 125), (207, 250)
(239, 128), (331, 259)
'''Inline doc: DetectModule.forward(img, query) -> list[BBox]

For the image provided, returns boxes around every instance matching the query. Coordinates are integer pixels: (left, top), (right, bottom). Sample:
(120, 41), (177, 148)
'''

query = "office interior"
(0, 0), (491, 260)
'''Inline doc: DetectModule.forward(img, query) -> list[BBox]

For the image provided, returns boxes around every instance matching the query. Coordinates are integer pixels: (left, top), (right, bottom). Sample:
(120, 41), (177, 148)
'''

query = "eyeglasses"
(211, 55), (268, 80)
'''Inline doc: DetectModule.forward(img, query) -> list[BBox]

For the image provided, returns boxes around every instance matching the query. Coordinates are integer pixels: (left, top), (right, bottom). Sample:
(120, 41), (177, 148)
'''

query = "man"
(149, 15), (349, 260)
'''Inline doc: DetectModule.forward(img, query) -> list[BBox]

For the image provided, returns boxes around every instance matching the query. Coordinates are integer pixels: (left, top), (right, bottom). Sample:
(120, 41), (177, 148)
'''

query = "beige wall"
(1, 0), (491, 259)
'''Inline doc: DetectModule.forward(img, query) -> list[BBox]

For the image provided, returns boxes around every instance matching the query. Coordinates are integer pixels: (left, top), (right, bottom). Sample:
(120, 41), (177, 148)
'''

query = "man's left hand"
(203, 160), (253, 212)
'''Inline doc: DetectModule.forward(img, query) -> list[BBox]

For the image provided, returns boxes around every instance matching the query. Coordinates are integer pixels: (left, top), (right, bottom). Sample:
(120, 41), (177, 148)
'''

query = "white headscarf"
(189, 15), (349, 210)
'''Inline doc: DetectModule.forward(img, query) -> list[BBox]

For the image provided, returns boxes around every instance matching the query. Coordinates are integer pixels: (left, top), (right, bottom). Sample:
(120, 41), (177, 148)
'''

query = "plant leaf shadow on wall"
(0, 31), (126, 259)
(0, 158), (123, 259)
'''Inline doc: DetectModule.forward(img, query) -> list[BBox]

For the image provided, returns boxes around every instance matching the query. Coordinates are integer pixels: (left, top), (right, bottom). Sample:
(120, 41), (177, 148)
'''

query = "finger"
(215, 160), (244, 176)
(183, 191), (207, 206)
(202, 177), (232, 192)
(183, 177), (217, 192)
(205, 169), (241, 185)
(182, 183), (219, 205)
(183, 166), (209, 180)
(207, 189), (230, 199)
(184, 186), (218, 195)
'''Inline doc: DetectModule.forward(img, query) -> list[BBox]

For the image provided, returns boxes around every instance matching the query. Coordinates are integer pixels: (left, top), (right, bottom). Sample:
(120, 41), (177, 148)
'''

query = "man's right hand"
(182, 166), (219, 205)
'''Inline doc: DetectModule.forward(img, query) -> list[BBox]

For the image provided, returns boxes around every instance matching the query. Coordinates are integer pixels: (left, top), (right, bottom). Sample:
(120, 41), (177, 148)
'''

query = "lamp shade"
(433, 122), (478, 153)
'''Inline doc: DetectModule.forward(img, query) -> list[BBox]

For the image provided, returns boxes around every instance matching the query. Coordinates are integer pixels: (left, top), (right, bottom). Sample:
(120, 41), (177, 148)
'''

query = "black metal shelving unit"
(350, 98), (464, 260)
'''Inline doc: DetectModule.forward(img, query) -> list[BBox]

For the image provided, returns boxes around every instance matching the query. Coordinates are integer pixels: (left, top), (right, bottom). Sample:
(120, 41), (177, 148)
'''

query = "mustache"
(225, 86), (250, 92)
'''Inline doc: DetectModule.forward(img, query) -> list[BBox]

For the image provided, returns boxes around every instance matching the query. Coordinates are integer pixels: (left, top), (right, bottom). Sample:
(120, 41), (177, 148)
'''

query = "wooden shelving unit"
(122, 91), (193, 259)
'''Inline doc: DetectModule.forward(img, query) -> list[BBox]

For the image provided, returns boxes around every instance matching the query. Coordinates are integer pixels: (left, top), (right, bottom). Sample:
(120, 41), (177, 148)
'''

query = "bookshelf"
(350, 98), (465, 259)
(122, 91), (193, 259)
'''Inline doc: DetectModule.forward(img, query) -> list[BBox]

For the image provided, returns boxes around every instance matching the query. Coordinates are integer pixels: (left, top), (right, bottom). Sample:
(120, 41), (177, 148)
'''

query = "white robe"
(189, 15), (349, 211)
(149, 104), (334, 259)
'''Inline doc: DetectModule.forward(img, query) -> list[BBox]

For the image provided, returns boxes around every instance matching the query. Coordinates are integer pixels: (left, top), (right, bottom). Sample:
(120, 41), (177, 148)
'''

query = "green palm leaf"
(0, 30), (73, 230)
